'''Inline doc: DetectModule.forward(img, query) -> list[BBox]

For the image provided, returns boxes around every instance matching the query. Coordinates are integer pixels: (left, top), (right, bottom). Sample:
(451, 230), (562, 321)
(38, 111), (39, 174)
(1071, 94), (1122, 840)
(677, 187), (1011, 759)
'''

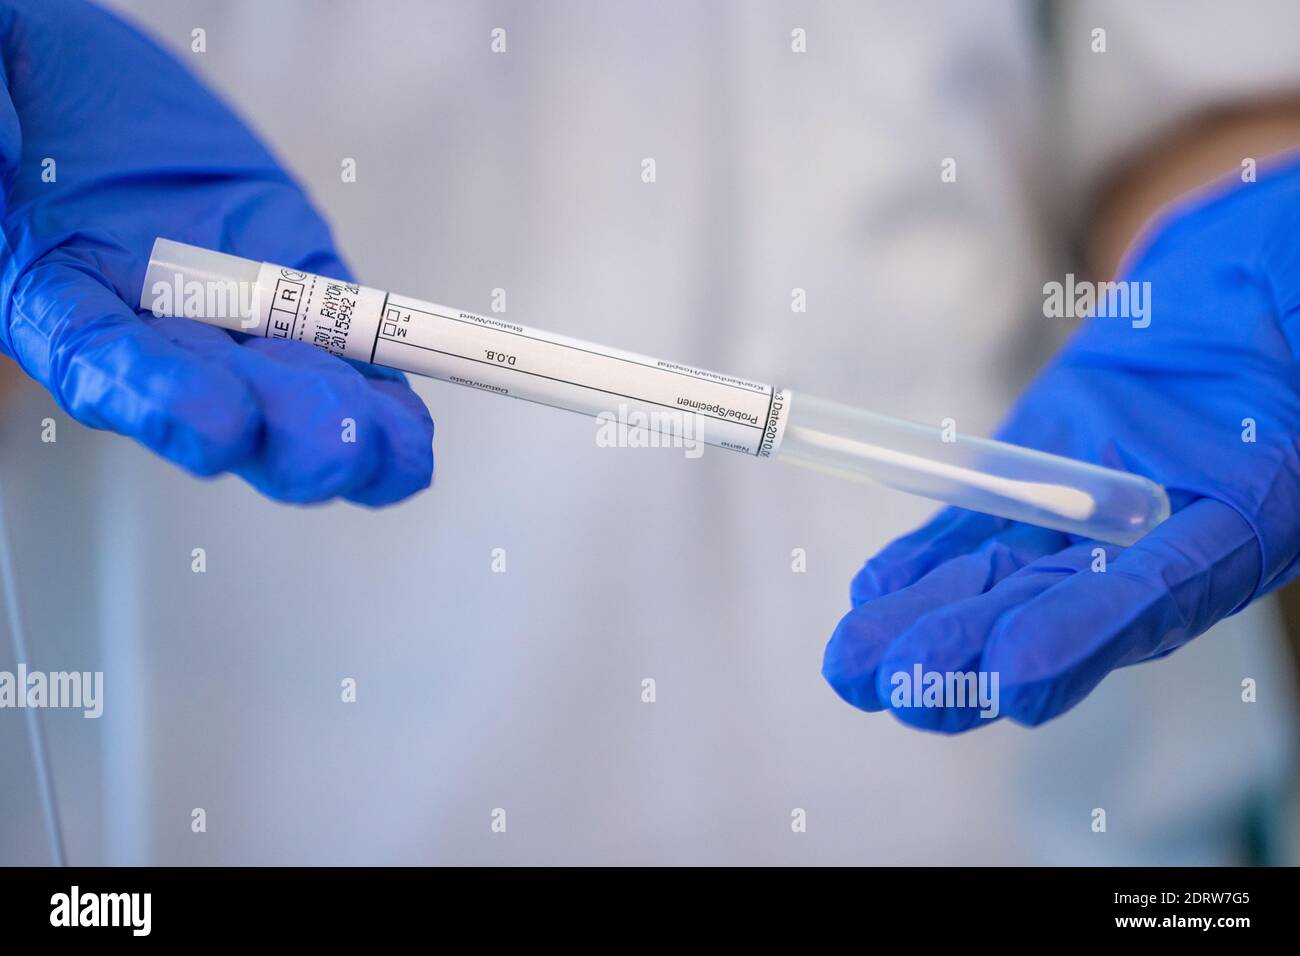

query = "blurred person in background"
(1, 0), (1297, 865)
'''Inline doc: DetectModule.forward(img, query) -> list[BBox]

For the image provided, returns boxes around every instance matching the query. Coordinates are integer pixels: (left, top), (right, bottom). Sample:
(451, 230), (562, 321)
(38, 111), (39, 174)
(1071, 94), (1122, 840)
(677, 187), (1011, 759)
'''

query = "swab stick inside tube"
(140, 238), (1170, 545)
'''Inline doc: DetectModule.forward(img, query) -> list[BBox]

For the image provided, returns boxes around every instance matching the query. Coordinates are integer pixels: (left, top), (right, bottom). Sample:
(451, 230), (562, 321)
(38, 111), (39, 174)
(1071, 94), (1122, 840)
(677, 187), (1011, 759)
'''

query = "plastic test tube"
(140, 238), (1170, 545)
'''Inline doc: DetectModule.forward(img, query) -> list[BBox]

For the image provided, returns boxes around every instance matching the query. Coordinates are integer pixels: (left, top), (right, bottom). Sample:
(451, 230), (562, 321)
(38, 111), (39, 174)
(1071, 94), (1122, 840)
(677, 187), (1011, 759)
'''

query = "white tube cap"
(140, 238), (262, 332)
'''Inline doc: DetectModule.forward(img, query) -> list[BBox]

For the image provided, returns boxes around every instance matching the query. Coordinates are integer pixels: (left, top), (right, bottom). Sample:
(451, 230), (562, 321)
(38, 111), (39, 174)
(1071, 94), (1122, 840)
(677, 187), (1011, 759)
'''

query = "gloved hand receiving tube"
(142, 238), (1169, 546)
(824, 160), (1300, 732)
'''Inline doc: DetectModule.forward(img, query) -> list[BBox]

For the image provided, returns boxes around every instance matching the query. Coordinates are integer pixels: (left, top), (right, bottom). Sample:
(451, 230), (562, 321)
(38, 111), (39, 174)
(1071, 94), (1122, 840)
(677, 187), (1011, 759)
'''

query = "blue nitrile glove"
(0, 0), (432, 504)
(823, 156), (1300, 733)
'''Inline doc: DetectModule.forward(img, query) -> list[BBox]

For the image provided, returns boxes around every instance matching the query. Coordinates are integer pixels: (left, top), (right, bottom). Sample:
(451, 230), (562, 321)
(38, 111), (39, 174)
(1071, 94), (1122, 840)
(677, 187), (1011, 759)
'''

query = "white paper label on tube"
(251, 262), (790, 457)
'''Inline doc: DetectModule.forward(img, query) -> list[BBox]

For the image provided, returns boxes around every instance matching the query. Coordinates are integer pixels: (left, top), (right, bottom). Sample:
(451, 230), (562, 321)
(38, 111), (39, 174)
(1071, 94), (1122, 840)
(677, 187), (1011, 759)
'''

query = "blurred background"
(2, 0), (1299, 864)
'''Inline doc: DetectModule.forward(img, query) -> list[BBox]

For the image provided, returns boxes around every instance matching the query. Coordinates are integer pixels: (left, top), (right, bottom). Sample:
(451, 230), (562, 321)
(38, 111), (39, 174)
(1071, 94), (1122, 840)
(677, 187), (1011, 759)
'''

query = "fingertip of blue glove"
(822, 608), (889, 712)
(345, 419), (435, 507)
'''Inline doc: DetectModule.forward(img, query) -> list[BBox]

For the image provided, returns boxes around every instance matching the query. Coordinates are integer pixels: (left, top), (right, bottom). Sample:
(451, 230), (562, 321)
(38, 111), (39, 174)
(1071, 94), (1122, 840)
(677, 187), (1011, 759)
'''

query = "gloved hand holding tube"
(0, 0), (433, 506)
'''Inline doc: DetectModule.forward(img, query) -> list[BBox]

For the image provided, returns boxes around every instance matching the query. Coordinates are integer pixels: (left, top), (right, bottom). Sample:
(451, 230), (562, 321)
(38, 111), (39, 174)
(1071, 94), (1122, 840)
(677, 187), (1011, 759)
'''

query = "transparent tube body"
(142, 238), (1170, 546)
(778, 393), (1169, 545)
